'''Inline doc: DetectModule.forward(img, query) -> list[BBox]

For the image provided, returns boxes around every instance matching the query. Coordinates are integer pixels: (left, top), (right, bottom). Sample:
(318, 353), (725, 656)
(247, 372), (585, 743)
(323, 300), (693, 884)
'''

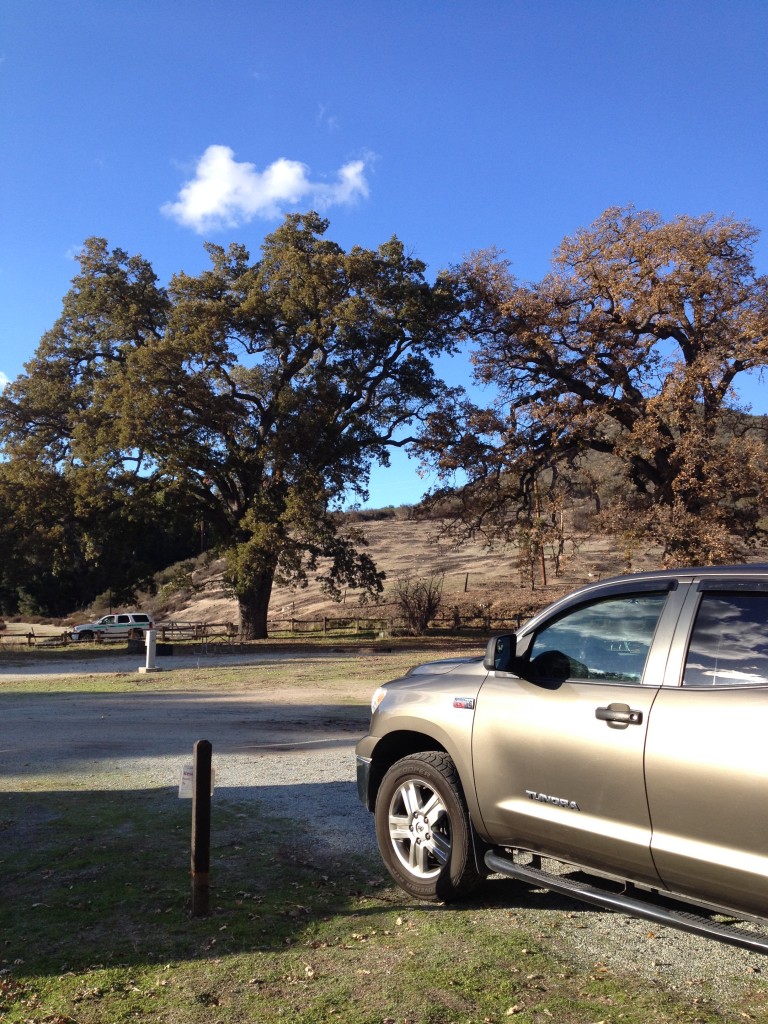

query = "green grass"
(5, 789), (764, 1024)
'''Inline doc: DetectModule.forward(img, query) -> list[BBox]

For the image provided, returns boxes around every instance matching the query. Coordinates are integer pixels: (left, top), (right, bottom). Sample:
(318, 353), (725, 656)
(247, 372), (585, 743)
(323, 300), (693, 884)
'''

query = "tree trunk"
(237, 570), (275, 640)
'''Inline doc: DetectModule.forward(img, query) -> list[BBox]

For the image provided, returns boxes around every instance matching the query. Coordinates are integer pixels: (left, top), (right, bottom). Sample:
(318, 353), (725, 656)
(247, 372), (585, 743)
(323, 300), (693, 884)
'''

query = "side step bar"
(485, 850), (768, 956)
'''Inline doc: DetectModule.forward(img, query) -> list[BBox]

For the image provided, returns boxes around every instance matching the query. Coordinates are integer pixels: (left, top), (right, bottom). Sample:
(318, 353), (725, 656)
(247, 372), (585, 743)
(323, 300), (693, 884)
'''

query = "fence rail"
(0, 627), (70, 647)
(1, 606), (547, 649)
(157, 620), (238, 642)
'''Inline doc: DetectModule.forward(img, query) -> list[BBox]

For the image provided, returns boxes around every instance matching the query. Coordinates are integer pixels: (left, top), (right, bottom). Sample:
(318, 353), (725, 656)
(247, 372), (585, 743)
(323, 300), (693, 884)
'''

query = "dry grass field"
(158, 513), (671, 630)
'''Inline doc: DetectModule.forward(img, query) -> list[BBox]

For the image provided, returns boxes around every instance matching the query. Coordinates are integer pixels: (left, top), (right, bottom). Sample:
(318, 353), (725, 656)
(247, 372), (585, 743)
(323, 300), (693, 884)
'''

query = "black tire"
(374, 751), (481, 902)
(128, 628), (142, 640)
(78, 630), (95, 642)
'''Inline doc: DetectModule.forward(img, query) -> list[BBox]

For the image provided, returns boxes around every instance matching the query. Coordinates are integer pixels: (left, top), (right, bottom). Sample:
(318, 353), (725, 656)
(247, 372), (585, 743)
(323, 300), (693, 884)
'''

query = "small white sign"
(178, 763), (194, 798)
(178, 763), (216, 798)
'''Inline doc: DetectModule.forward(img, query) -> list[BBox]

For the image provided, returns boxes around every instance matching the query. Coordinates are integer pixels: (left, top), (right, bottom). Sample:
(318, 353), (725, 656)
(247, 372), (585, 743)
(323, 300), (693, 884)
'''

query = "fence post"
(191, 739), (212, 916)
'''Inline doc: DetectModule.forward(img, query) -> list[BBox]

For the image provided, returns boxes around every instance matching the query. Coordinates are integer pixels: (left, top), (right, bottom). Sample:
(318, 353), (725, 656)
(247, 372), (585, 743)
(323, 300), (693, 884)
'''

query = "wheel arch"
(366, 730), (448, 810)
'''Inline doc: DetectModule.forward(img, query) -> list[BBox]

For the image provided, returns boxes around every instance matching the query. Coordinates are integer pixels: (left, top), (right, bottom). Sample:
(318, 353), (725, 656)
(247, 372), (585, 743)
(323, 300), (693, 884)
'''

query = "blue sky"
(2, 0), (768, 507)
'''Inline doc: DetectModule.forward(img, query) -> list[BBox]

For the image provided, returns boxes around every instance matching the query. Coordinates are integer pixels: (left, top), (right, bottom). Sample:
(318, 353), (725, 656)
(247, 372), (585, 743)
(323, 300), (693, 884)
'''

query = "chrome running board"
(485, 850), (768, 956)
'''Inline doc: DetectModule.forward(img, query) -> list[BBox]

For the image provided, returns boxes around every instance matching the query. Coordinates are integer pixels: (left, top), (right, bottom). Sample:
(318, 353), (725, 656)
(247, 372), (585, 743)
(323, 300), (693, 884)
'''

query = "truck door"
(645, 582), (768, 918)
(473, 585), (680, 885)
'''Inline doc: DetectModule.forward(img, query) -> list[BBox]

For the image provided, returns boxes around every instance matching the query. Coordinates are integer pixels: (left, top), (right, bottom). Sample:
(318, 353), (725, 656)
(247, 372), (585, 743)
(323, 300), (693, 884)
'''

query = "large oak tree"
(421, 207), (768, 565)
(1, 213), (459, 635)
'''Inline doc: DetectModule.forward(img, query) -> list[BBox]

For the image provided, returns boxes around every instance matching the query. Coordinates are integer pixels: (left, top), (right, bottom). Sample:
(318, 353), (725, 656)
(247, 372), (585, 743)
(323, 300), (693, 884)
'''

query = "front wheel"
(374, 751), (481, 902)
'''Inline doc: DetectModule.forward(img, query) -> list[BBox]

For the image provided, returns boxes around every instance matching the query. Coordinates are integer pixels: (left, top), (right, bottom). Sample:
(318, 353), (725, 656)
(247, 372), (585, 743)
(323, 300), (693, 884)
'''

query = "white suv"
(70, 612), (154, 642)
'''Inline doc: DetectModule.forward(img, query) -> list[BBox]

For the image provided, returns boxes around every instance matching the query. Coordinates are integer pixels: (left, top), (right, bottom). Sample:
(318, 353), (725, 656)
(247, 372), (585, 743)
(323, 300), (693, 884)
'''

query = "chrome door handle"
(596, 703), (643, 728)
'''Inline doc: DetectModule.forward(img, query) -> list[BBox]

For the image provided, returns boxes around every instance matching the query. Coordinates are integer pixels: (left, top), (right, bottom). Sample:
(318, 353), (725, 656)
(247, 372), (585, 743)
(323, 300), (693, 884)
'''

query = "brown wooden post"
(191, 739), (212, 916)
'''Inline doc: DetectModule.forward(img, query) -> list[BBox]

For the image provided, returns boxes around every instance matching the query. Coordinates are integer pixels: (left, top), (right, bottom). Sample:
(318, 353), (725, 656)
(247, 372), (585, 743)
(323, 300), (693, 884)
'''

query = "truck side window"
(683, 593), (768, 687)
(527, 593), (667, 683)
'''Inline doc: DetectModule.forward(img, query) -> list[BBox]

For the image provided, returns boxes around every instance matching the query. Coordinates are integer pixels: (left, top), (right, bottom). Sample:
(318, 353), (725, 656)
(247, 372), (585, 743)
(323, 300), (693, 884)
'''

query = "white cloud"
(161, 145), (369, 234)
(0, 372), (10, 392)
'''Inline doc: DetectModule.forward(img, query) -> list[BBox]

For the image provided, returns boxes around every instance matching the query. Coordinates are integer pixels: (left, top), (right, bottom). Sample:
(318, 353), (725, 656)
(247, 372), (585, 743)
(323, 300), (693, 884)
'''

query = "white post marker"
(138, 628), (162, 674)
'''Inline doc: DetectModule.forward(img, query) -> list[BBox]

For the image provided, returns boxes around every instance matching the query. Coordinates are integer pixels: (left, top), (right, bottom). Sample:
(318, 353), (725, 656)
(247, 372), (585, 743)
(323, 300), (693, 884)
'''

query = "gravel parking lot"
(3, 649), (767, 1002)
(0, 649), (376, 858)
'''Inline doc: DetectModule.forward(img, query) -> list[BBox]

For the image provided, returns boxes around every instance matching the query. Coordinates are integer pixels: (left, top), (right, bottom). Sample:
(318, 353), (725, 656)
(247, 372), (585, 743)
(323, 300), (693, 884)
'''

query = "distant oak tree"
(421, 207), (768, 565)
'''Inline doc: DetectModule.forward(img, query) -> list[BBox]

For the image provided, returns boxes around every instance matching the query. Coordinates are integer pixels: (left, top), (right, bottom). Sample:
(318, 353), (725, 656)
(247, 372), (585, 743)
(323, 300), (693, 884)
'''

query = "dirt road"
(0, 646), (326, 681)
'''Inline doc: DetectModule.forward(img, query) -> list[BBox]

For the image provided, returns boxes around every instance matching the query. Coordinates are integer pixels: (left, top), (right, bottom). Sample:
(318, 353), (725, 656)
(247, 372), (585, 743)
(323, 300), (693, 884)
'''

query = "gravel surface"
(0, 647), (314, 680)
(3, 651), (767, 1007)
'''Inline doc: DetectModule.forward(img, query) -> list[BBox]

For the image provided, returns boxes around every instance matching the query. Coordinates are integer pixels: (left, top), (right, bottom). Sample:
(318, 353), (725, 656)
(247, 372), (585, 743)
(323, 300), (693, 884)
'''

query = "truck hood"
(407, 656), (483, 677)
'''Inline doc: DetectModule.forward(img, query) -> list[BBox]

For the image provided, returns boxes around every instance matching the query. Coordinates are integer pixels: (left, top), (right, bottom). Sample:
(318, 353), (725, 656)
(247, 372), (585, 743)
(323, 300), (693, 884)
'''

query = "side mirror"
(484, 633), (516, 672)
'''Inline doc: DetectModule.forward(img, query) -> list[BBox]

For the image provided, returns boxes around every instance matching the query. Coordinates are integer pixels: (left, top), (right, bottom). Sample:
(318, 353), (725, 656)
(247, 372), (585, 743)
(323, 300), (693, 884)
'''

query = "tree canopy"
(420, 206), (768, 565)
(0, 213), (459, 633)
(5, 205), (768, 624)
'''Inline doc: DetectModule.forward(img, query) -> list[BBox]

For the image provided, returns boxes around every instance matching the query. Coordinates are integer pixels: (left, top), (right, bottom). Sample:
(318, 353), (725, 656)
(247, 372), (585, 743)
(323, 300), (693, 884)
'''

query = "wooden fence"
(0, 627), (70, 647)
(263, 614), (532, 635)
(1, 606), (546, 649)
(160, 610), (538, 639)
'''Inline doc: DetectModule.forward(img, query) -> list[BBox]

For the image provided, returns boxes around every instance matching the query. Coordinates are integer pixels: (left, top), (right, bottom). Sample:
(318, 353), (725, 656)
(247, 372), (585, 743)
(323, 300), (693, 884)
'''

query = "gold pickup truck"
(356, 565), (768, 954)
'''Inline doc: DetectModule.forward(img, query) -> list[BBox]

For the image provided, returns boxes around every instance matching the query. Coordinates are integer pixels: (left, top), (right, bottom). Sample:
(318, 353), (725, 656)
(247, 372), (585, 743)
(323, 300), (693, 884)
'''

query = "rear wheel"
(374, 751), (481, 902)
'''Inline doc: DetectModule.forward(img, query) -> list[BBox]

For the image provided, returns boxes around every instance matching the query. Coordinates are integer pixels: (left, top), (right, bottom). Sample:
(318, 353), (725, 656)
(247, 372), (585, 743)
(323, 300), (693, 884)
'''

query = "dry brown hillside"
(156, 514), (677, 631)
